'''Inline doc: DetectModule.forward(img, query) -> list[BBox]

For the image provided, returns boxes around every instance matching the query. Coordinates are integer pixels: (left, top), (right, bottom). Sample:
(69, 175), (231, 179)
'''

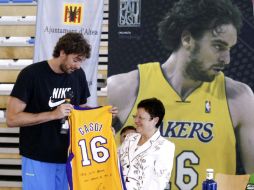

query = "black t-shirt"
(10, 61), (90, 163)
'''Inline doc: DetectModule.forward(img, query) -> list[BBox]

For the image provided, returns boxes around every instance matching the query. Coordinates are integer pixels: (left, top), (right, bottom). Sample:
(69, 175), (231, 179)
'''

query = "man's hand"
(109, 106), (118, 118)
(52, 103), (73, 119)
(111, 127), (116, 136)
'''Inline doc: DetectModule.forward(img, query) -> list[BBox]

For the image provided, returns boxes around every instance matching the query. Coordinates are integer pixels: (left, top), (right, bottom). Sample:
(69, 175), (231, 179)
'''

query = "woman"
(119, 98), (175, 190)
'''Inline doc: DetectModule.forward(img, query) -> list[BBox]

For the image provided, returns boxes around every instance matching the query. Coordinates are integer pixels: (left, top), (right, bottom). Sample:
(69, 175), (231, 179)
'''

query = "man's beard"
(185, 44), (216, 82)
(60, 63), (70, 74)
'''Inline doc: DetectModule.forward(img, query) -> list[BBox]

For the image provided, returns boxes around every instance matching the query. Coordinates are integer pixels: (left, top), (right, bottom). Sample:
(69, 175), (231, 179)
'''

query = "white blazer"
(119, 130), (175, 190)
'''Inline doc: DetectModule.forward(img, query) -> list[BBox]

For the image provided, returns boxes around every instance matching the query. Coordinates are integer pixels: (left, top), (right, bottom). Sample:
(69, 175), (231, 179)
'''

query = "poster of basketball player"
(107, 0), (254, 190)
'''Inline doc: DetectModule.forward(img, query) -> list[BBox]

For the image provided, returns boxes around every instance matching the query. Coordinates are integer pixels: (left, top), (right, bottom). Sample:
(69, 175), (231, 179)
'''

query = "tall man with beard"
(6, 32), (117, 190)
(107, 0), (254, 189)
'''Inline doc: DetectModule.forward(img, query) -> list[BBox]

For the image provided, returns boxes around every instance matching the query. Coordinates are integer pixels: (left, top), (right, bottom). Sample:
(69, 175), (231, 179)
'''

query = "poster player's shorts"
(22, 156), (68, 190)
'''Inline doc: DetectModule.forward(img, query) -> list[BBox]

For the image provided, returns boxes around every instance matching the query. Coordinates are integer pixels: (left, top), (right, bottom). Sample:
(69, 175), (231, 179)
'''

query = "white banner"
(34, 0), (104, 106)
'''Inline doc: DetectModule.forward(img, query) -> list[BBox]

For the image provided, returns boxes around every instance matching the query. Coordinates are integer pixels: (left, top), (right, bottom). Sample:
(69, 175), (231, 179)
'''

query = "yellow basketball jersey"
(123, 62), (236, 190)
(67, 106), (124, 190)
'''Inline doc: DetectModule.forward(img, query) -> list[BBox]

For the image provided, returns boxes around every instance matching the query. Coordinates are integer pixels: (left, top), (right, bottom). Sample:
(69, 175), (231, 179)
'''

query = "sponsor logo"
(48, 88), (71, 108)
(118, 0), (141, 27)
(205, 100), (211, 113)
(63, 3), (84, 25)
(48, 97), (65, 108)
(52, 88), (71, 99)
(160, 121), (214, 143)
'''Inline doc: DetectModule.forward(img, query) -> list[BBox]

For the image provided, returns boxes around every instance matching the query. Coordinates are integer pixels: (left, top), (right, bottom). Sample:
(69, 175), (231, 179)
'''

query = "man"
(107, 0), (254, 189)
(120, 125), (136, 144)
(6, 32), (117, 190)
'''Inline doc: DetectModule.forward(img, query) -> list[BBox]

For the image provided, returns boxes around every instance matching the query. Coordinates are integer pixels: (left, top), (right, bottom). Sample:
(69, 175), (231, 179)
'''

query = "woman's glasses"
(132, 115), (153, 121)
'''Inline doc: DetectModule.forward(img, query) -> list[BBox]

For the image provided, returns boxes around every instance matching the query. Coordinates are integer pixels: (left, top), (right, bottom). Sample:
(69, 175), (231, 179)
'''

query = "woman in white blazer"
(119, 98), (175, 190)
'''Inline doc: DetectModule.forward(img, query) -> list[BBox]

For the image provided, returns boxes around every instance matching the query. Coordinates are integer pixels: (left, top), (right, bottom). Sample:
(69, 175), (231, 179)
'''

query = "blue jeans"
(22, 156), (68, 190)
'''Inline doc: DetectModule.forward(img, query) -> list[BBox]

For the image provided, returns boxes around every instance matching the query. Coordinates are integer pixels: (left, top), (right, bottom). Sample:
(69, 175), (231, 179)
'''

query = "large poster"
(34, 0), (104, 106)
(108, 0), (254, 189)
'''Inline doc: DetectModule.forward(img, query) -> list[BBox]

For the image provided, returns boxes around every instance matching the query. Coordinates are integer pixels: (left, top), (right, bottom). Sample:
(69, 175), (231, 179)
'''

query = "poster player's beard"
(185, 59), (216, 82)
(185, 44), (216, 82)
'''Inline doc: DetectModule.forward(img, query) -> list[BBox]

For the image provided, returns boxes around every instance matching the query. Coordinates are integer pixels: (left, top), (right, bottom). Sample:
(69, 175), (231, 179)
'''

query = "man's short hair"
(120, 125), (136, 135)
(53, 32), (91, 58)
(158, 0), (242, 51)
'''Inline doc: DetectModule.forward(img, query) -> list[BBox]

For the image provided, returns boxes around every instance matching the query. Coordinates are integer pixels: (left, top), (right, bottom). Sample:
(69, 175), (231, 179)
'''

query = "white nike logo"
(48, 97), (65, 108)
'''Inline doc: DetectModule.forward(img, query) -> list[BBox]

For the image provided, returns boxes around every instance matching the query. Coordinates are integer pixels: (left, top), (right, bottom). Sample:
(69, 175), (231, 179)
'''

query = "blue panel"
(12, 0), (33, 2)
(0, 0), (10, 3)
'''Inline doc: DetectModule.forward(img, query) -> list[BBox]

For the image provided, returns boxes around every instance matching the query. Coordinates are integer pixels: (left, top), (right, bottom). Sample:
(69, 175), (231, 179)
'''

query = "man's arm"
(6, 96), (73, 128)
(107, 70), (139, 124)
(236, 87), (254, 173)
(226, 77), (254, 173)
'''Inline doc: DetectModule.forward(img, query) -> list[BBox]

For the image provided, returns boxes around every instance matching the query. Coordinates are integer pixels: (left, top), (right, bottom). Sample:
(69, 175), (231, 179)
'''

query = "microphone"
(60, 91), (73, 134)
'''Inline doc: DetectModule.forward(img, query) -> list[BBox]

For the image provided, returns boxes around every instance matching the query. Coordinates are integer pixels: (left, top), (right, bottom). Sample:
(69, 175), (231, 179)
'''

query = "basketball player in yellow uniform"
(124, 63), (235, 189)
(107, 0), (254, 189)
(67, 106), (125, 190)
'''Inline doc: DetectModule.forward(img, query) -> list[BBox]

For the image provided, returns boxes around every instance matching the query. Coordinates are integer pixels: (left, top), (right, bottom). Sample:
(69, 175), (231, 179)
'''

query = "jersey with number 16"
(67, 106), (124, 190)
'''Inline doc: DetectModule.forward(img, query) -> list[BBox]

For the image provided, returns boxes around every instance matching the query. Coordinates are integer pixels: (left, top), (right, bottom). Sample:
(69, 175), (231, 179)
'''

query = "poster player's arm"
(6, 96), (72, 128)
(226, 78), (254, 173)
(107, 70), (139, 123)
